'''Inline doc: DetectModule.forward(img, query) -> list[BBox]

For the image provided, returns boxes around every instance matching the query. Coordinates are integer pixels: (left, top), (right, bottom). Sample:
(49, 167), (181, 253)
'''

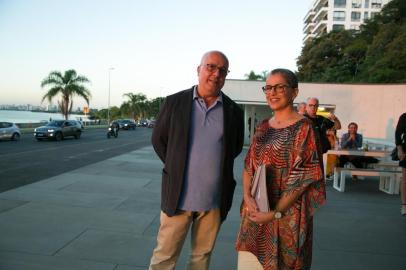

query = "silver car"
(34, 120), (82, 141)
(0, 122), (21, 141)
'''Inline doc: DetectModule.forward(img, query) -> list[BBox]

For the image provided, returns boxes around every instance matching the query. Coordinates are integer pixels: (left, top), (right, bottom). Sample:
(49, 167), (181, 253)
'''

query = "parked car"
(34, 120), (82, 141)
(116, 119), (136, 130)
(0, 122), (21, 141)
(148, 120), (156, 128)
(139, 119), (148, 127)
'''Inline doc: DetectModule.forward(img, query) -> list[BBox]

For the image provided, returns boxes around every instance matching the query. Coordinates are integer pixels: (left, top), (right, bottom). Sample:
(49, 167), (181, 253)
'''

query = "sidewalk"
(0, 146), (405, 270)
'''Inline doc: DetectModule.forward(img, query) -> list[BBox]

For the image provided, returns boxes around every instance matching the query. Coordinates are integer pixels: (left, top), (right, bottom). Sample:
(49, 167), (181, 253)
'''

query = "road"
(0, 127), (153, 193)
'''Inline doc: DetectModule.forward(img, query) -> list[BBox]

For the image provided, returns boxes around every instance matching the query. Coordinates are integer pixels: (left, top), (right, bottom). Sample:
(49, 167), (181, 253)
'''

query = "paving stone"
(0, 251), (115, 270)
(56, 229), (156, 267)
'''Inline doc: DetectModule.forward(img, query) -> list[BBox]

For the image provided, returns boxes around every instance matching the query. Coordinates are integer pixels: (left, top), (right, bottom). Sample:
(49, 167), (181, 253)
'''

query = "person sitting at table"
(338, 122), (377, 175)
(340, 122), (362, 150)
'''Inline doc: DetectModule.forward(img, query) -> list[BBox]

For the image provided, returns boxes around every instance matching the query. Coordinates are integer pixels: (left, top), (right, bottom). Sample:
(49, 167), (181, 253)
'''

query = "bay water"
(0, 110), (85, 124)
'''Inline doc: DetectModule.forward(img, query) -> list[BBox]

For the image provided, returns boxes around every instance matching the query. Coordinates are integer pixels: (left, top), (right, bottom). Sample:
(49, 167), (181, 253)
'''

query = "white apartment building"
(303, 0), (391, 43)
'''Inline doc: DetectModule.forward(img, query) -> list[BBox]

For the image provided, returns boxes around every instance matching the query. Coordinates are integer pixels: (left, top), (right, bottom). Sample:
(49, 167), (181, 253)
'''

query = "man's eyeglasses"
(261, 84), (290, 94)
(204, 64), (229, 76)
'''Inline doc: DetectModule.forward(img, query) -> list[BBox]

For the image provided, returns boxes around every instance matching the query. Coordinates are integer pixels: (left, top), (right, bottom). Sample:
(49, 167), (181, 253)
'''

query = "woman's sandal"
(401, 204), (406, 216)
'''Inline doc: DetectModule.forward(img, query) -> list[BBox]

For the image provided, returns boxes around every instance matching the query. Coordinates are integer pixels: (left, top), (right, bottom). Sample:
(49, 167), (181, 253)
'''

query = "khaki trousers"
(149, 209), (221, 270)
(238, 251), (264, 270)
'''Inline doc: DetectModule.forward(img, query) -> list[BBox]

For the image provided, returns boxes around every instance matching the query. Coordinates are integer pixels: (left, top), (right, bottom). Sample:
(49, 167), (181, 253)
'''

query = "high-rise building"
(303, 0), (392, 43)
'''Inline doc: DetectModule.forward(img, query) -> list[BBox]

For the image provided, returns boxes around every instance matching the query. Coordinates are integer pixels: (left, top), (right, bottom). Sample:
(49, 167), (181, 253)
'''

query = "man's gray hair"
(307, 97), (319, 105)
(200, 51), (229, 67)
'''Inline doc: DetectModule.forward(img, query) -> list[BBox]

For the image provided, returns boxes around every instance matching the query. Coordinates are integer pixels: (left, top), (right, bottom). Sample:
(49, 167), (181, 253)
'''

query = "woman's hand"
(243, 194), (259, 214)
(248, 211), (274, 224)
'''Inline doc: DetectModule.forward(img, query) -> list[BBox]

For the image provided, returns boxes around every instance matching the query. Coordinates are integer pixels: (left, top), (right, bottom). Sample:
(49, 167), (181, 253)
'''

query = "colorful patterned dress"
(236, 118), (326, 270)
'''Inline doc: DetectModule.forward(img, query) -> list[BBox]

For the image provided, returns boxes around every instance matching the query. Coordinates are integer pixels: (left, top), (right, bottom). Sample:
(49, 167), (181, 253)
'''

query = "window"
(350, 25), (359, 30)
(333, 11), (346, 21)
(352, 0), (362, 8)
(371, 0), (382, 8)
(333, 24), (345, 31)
(365, 0), (369, 8)
(351, 12), (361, 21)
(334, 0), (346, 8)
(364, 12), (369, 20)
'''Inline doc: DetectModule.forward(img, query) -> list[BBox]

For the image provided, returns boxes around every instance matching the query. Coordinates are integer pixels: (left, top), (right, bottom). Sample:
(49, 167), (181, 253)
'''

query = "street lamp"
(107, 67), (114, 125)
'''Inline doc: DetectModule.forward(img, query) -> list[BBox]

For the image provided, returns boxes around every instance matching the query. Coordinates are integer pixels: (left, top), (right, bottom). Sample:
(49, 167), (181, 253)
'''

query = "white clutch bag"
(250, 164), (270, 212)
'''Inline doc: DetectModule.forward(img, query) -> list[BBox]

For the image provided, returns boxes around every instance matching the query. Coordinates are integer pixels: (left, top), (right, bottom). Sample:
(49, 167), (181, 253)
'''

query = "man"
(109, 120), (119, 137)
(340, 122), (362, 150)
(338, 122), (378, 170)
(297, 102), (306, 115)
(149, 51), (244, 270)
(305, 97), (341, 154)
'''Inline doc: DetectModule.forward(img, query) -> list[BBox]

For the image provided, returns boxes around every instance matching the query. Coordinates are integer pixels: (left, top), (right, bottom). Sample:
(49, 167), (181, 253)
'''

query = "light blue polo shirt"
(178, 86), (224, 211)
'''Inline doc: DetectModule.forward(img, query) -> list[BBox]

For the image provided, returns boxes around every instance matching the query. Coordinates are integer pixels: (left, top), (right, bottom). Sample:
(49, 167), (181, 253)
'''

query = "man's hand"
(398, 147), (405, 161)
(349, 134), (356, 141)
(327, 112), (335, 120)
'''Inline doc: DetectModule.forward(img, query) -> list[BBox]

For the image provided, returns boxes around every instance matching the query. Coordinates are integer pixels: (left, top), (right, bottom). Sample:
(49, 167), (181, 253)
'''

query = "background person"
(338, 122), (364, 173)
(395, 113), (406, 216)
(297, 101), (306, 115)
(305, 97), (341, 154)
(236, 69), (326, 270)
(109, 120), (119, 137)
(149, 51), (244, 270)
(338, 122), (378, 179)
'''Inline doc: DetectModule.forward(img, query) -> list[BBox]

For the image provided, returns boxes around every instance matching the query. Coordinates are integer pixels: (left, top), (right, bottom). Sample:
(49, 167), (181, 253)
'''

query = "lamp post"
(107, 67), (114, 125)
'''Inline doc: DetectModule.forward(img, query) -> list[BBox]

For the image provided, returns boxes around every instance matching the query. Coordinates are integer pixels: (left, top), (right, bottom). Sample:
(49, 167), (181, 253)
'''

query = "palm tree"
(122, 92), (147, 119)
(41, 69), (91, 120)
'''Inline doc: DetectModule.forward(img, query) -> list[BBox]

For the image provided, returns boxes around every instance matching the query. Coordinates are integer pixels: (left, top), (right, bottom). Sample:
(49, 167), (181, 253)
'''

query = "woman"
(236, 69), (326, 270)
(395, 113), (406, 215)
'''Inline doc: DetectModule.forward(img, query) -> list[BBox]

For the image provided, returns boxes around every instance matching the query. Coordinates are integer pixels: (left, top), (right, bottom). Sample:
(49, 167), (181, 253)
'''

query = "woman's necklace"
(270, 115), (298, 126)
(271, 117), (287, 125)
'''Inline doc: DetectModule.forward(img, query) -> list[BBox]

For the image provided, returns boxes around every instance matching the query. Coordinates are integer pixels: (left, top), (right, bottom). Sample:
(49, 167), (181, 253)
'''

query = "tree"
(297, 30), (356, 82)
(122, 92), (147, 119)
(147, 97), (165, 119)
(296, 0), (406, 83)
(41, 69), (91, 120)
(244, 70), (268, 81)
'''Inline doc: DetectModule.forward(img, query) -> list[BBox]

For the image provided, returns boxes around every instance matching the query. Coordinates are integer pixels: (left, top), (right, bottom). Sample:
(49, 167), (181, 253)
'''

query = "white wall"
(222, 80), (406, 144)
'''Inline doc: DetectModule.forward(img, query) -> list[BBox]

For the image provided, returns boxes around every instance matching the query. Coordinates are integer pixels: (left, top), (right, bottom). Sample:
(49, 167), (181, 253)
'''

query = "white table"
(323, 149), (396, 192)
(323, 149), (390, 179)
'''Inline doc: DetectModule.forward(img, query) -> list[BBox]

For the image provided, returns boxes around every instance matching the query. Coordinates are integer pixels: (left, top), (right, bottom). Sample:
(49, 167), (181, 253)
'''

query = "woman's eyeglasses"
(261, 84), (290, 94)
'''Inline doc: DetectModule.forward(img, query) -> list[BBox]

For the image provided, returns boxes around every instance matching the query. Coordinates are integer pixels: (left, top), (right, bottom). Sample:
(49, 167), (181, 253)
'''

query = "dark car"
(139, 119), (148, 127)
(34, 120), (82, 141)
(116, 119), (136, 130)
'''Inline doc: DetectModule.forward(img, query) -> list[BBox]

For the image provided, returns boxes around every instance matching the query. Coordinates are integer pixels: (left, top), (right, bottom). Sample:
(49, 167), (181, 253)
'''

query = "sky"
(0, 0), (312, 110)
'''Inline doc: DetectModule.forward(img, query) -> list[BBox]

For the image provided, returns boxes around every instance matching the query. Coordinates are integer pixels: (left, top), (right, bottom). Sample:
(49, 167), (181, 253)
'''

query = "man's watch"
(274, 211), (282, 219)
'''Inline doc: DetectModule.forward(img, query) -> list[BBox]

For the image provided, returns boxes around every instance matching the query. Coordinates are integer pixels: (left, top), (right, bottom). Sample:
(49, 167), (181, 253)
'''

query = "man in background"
(305, 97), (341, 154)
(297, 102), (306, 115)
